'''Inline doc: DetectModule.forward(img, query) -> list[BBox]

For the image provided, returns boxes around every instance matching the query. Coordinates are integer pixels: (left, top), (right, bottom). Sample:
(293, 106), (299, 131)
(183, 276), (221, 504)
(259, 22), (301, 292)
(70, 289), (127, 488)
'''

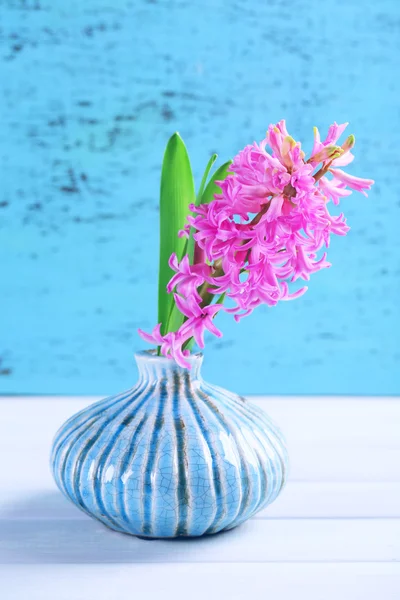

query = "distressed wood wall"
(1, 0), (398, 394)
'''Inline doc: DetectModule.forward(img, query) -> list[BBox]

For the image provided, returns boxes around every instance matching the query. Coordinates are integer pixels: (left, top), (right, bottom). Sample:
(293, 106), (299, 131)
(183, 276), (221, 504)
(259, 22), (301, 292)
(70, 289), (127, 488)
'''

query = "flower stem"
(181, 199), (273, 352)
(248, 200), (271, 226)
(313, 159), (335, 183)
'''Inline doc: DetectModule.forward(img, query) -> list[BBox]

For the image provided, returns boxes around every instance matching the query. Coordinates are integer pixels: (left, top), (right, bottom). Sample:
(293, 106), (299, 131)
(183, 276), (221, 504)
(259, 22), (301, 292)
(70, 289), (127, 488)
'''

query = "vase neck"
(134, 351), (203, 385)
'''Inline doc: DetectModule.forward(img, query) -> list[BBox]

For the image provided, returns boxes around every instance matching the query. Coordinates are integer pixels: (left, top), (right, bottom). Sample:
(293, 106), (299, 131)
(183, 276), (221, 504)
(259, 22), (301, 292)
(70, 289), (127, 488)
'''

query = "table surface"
(1, 396), (400, 600)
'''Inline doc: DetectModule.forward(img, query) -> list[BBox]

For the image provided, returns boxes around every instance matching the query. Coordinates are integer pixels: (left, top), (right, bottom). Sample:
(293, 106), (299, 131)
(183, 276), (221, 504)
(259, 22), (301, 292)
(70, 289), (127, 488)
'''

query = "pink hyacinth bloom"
(174, 294), (224, 349)
(138, 323), (164, 345)
(167, 253), (210, 302)
(139, 120), (374, 367)
(138, 325), (192, 369)
(165, 332), (192, 369)
(137, 325), (176, 359)
(312, 122), (348, 152)
(189, 198), (243, 262)
(267, 125), (305, 170)
(290, 163), (315, 195)
(290, 246), (331, 282)
(310, 122), (349, 166)
(318, 176), (352, 205)
(231, 140), (291, 201)
(325, 122), (349, 145)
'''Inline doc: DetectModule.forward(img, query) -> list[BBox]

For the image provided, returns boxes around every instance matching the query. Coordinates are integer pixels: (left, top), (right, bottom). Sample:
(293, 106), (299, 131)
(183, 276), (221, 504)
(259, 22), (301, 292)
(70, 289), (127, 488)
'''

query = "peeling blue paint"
(1, 0), (399, 395)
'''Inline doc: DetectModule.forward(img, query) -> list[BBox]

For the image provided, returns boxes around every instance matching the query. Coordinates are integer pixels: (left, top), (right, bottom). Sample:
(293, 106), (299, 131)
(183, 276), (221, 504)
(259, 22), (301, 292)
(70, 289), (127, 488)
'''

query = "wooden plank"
(1, 518), (399, 564)
(1, 397), (399, 483)
(261, 481), (400, 518)
(257, 397), (400, 482)
(2, 563), (400, 600)
(2, 482), (400, 520)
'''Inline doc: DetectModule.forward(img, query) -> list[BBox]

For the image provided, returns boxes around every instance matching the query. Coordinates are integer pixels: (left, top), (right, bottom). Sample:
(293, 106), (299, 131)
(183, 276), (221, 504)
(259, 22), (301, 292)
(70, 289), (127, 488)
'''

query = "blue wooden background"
(1, 0), (399, 395)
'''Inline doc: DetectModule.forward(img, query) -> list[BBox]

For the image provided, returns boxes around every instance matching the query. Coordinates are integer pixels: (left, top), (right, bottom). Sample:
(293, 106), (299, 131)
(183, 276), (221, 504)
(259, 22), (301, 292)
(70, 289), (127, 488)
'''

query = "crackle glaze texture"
(51, 352), (288, 537)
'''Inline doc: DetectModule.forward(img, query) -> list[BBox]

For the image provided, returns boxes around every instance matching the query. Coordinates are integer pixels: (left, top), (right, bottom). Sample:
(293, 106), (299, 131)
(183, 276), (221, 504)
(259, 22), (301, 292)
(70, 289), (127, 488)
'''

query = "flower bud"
(341, 134), (355, 153)
(311, 145), (343, 164)
(281, 135), (296, 155)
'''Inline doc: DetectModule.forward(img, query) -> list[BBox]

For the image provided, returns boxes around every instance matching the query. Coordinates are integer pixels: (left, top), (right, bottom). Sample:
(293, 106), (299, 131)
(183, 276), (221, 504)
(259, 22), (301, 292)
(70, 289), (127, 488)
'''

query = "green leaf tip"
(197, 153), (218, 204)
(201, 159), (233, 204)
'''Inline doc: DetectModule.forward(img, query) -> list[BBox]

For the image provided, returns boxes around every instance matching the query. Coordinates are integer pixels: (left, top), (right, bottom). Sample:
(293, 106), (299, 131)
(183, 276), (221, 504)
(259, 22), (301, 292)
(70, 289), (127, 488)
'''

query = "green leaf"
(200, 160), (232, 204)
(197, 154), (218, 203)
(186, 153), (218, 261)
(158, 133), (196, 337)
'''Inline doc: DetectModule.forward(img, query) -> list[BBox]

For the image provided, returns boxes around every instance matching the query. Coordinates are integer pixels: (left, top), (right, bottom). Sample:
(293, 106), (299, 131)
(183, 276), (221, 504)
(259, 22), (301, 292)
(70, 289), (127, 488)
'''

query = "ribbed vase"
(51, 351), (288, 538)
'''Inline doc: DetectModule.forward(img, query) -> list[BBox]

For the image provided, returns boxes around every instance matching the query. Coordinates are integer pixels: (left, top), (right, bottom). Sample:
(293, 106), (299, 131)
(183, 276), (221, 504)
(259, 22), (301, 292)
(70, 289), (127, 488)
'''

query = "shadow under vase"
(0, 491), (247, 564)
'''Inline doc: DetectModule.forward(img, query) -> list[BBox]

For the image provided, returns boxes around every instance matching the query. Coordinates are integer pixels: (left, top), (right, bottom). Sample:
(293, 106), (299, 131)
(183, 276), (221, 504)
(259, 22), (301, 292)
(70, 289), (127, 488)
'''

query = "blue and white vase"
(51, 351), (288, 538)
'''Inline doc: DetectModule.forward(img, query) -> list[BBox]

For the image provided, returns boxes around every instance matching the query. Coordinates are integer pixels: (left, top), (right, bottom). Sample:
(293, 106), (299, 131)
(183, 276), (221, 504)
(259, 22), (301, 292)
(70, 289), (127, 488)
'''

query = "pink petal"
(173, 293), (203, 319)
(266, 195), (284, 222)
(330, 169), (374, 195)
(138, 323), (164, 345)
(324, 122), (348, 145)
(192, 320), (206, 349)
(173, 293), (195, 319)
(168, 253), (179, 271)
(205, 317), (223, 338)
(330, 152), (354, 167)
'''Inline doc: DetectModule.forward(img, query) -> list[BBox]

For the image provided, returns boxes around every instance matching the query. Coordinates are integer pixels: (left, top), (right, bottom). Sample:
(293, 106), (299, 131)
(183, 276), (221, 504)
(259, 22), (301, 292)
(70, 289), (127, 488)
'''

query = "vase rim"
(134, 349), (203, 367)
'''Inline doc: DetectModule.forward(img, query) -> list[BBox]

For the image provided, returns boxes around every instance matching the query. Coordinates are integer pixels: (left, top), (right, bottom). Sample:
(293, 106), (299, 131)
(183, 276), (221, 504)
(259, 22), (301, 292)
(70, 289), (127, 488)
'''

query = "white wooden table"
(1, 396), (400, 599)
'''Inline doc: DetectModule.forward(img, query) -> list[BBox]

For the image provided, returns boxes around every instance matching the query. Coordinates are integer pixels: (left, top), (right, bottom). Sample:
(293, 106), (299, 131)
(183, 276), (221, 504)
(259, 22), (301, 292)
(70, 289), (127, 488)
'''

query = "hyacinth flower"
(139, 123), (374, 368)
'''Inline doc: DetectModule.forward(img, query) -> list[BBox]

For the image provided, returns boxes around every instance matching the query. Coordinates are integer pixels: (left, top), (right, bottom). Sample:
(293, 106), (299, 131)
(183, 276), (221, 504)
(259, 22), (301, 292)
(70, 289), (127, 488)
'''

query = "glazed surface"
(51, 353), (288, 537)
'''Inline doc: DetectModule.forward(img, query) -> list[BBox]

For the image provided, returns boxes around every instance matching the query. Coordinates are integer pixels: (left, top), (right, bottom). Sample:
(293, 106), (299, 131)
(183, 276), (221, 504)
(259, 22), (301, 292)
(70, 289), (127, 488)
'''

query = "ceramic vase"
(51, 351), (288, 538)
